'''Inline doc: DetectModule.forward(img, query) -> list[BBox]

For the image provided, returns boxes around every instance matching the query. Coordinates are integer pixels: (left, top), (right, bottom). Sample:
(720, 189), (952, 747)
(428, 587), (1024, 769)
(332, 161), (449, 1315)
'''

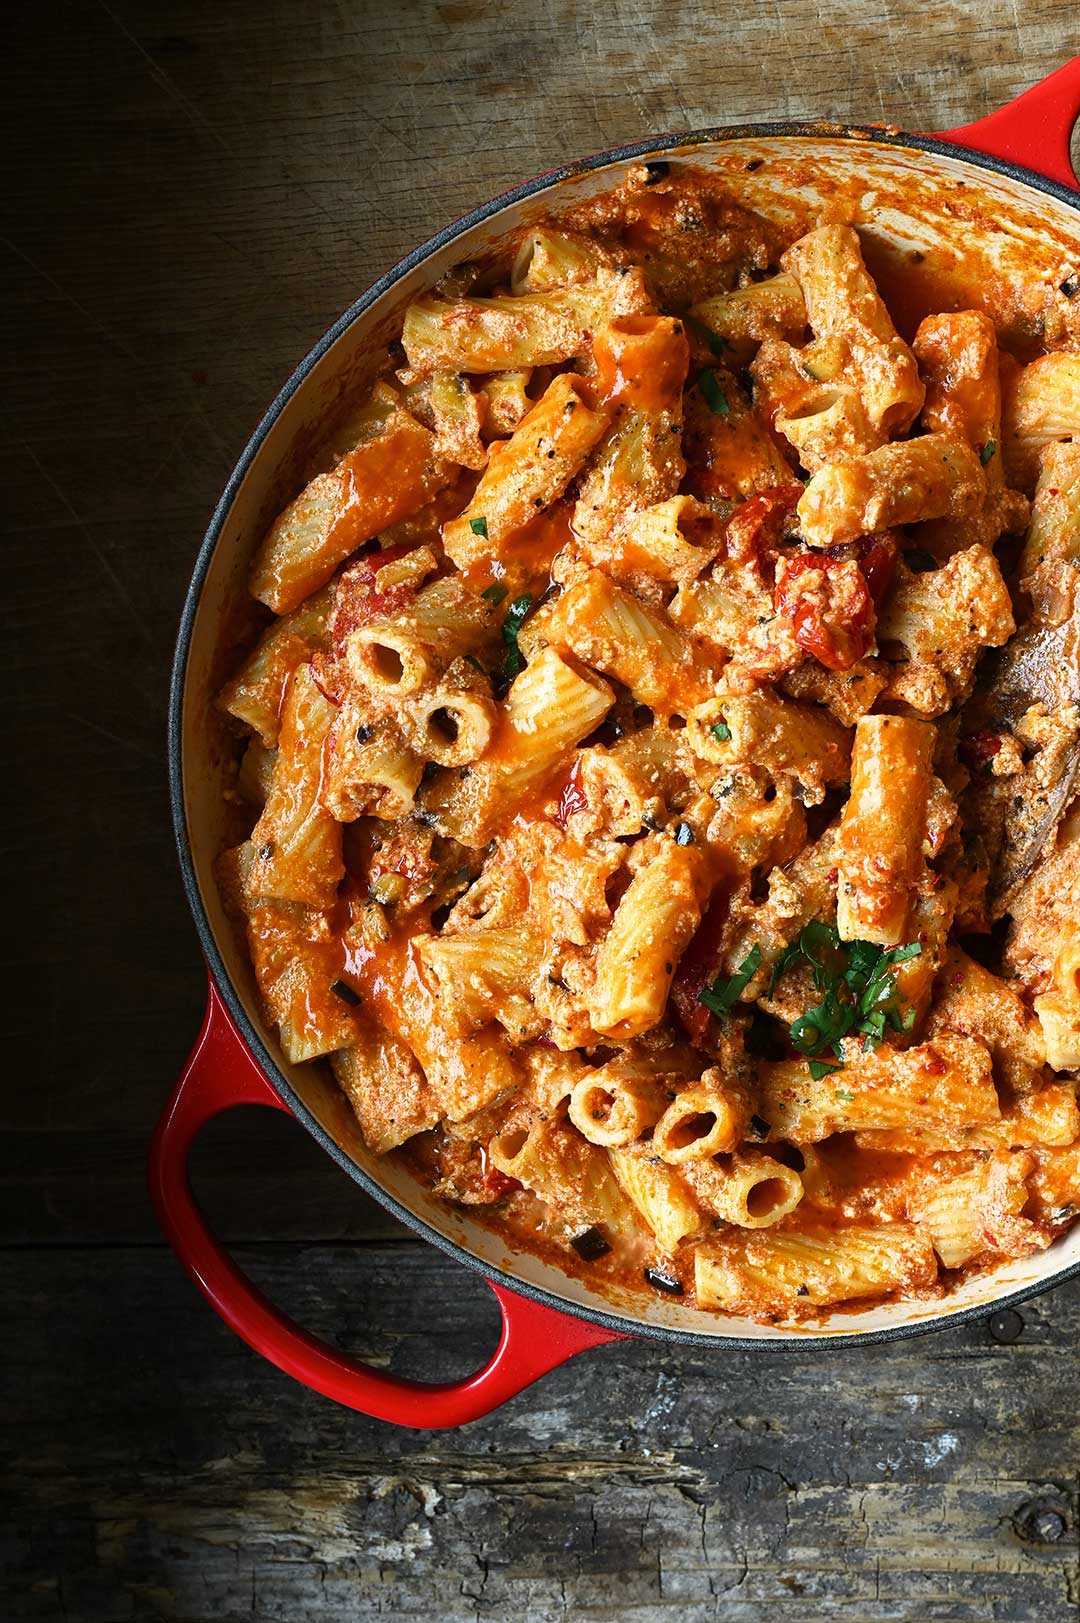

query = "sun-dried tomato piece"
(775, 551), (874, 671)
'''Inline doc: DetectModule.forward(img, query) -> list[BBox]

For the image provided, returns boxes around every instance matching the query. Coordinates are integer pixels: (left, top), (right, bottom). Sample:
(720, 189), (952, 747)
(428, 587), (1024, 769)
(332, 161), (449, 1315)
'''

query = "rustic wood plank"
(5, 1246), (1079, 1621)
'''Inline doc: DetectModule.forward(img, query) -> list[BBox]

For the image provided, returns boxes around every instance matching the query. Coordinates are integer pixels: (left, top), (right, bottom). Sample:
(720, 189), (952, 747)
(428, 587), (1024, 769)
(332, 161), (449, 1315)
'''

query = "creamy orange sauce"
(218, 154), (1080, 1325)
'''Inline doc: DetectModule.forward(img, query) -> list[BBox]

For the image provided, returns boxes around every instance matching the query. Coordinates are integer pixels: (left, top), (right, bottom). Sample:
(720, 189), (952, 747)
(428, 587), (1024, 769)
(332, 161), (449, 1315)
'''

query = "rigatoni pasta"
(216, 159), (1080, 1324)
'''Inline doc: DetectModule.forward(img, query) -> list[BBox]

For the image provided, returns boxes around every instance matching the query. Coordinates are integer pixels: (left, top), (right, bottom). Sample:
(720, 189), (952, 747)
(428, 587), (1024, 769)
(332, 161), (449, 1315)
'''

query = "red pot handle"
(148, 975), (627, 1427)
(933, 55), (1080, 190)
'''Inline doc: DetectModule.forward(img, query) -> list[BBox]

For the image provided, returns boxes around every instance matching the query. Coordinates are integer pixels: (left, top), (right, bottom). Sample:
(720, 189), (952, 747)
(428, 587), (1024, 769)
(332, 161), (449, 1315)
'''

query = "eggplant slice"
(963, 561), (1080, 916)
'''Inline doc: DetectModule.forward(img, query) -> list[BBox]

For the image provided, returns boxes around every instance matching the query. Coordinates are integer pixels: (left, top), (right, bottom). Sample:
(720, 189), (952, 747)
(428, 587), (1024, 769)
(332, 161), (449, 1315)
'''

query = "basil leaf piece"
(501, 593), (533, 680)
(699, 943), (762, 1022)
(685, 313), (730, 357)
(469, 515), (489, 538)
(696, 368), (730, 415)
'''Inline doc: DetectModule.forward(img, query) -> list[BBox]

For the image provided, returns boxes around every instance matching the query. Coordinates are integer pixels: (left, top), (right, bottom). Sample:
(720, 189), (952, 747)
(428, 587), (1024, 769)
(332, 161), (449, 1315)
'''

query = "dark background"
(6, 3), (1080, 1618)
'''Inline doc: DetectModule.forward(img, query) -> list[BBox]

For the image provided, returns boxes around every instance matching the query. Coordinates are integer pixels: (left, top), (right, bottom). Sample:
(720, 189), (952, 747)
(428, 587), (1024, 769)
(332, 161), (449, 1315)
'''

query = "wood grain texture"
(4, 2), (1080, 1618)
(5, 1248), (1080, 1622)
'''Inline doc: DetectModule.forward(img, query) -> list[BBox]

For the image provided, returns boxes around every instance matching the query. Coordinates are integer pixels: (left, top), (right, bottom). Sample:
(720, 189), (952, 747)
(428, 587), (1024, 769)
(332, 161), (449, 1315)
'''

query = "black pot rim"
(168, 118), (1080, 1352)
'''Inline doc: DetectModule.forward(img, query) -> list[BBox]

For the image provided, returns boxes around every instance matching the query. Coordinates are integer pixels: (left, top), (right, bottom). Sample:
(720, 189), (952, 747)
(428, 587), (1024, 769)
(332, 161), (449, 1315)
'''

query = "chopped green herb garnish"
(808, 1058), (840, 1080)
(980, 439), (996, 466)
(834, 1088), (855, 1103)
(469, 515), (489, 538)
(699, 944), (762, 1022)
(502, 592), (533, 680)
(674, 821), (694, 846)
(696, 368), (730, 415)
(482, 583), (507, 605)
(685, 313), (730, 357)
(711, 720), (732, 743)
(464, 653), (487, 674)
(764, 920), (921, 1062)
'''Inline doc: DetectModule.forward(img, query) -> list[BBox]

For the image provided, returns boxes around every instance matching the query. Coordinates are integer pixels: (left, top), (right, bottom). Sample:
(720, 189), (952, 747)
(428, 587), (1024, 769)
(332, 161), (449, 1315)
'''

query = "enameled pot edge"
(157, 79), (1080, 1422)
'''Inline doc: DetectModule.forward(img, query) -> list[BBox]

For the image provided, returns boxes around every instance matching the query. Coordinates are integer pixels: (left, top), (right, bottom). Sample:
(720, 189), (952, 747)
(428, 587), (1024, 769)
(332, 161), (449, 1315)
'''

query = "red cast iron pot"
(154, 59), (1080, 1428)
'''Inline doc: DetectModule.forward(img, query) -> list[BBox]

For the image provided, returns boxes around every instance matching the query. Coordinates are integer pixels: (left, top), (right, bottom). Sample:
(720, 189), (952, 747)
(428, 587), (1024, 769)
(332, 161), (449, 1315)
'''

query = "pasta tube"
(442, 374), (610, 567)
(798, 433), (983, 548)
(250, 386), (450, 612)
(246, 664), (344, 908)
(835, 714), (934, 945)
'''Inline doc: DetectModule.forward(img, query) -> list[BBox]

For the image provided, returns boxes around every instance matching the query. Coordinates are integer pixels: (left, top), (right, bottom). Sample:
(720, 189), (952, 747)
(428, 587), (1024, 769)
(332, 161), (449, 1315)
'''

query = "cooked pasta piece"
(1001, 348), (1080, 491)
(782, 224), (925, 438)
(218, 582), (335, 747)
(430, 647), (614, 845)
(443, 374), (610, 566)
(331, 1024), (441, 1153)
(877, 543), (1014, 715)
(345, 576), (495, 698)
(1034, 925), (1080, 1071)
(489, 1118), (636, 1237)
(854, 1080), (1079, 1154)
(912, 309), (1027, 549)
(545, 568), (714, 715)
(589, 839), (709, 1039)
(928, 944), (1047, 1093)
(780, 659), (887, 727)
(910, 1150), (1046, 1268)
(572, 315), (689, 544)
(407, 665), (496, 766)
(567, 1062), (672, 1148)
(798, 433), (983, 548)
(694, 1221), (938, 1315)
(245, 665), (344, 907)
(429, 370), (488, 470)
(682, 1152), (804, 1229)
(477, 370), (533, 437)
(609, 1147), (703, 1251)
(596, 495), (725, 590)
(322, 707), (425, 824)
(416, 926), (546, 1039)
(682, 367), (796, 501)
(686, 687), (850, 806)
(222, 846), (360, 1064)
(402, 265), (652, 372)
(689, 272), (806, 349)
(650, 1070), (751, 1163)
(511, 225), (612, 292)
(758, 1036), (998, 1142)
(250, 385), (451, 613)
(1017, 438), (1080, 587)
(834, 714), (934, 945)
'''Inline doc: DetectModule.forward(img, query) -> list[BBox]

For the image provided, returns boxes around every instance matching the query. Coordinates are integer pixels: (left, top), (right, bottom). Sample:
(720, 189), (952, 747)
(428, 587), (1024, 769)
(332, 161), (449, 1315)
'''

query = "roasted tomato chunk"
(723, 484), (803, 570)
(774, 551), (874, 671)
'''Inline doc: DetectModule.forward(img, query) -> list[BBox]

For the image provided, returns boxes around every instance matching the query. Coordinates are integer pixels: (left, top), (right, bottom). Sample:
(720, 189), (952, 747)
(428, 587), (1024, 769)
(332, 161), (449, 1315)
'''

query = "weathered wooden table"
(6, 4), (1080, 1618)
